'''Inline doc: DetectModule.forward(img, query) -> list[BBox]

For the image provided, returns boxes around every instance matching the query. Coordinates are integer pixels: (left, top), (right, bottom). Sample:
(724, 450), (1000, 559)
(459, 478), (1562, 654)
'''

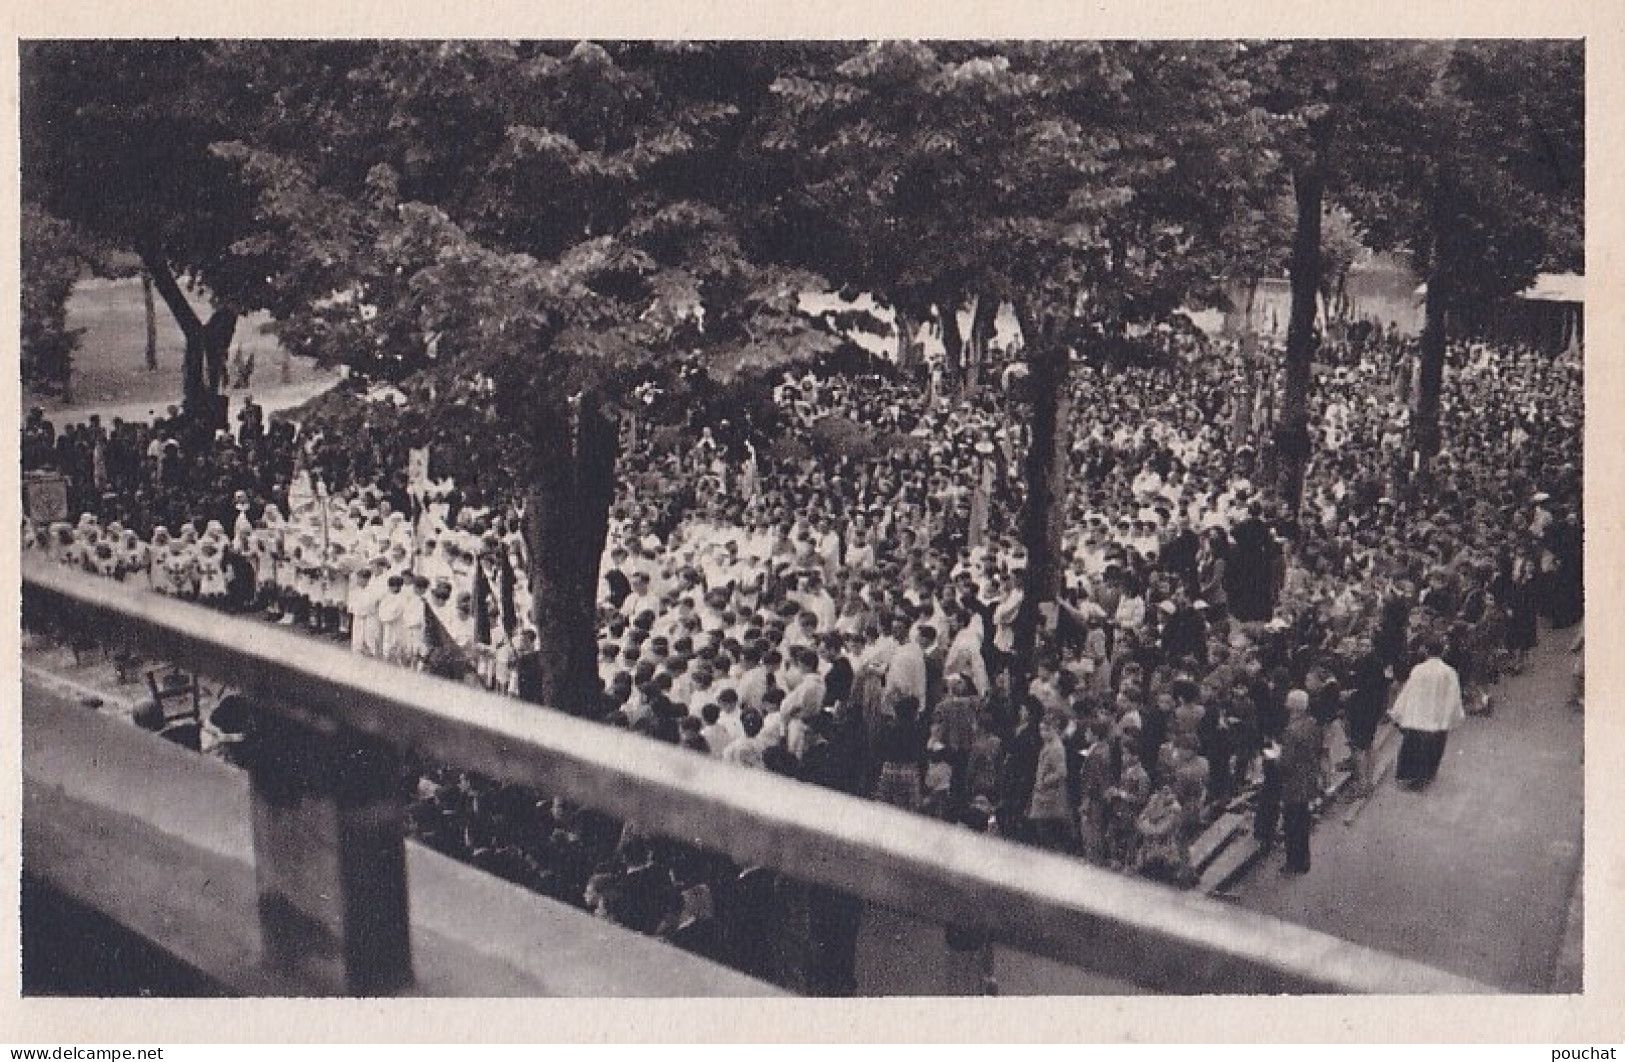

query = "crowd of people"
(21, 320), (1584, 993)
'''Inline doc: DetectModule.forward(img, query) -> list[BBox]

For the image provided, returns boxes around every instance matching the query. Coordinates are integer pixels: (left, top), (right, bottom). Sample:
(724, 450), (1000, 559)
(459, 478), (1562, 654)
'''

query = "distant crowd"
(22, 322), (1583, 992)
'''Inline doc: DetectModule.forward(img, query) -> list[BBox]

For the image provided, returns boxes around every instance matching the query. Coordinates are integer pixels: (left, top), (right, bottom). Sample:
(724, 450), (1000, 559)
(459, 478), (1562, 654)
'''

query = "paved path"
(29, 373), (341, 429)
(1231, 627), (1584, 991)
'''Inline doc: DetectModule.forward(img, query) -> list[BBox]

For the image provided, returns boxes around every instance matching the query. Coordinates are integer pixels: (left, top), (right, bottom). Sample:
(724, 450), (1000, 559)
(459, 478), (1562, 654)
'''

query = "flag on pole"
(420, 602), (465, 679)
(423, 602), (449, 650)
(473, 559), (493, 646)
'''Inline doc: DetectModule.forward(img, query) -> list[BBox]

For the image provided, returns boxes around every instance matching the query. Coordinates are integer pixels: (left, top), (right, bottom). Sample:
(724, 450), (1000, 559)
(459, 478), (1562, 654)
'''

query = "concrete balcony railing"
(20, 559), (1491, 996)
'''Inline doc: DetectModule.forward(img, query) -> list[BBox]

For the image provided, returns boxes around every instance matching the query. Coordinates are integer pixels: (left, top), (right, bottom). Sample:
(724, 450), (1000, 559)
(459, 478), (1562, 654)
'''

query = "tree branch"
(138, 245), (205, 341)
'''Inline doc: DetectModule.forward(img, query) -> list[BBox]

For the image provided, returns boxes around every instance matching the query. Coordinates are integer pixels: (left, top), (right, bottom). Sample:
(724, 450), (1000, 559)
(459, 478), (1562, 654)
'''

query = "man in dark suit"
(1228, 502), (1277, 622)
(602, 546), (633, 610)
(1161, 517), (1202, 595)
(1342, 635), (1390, 797)
(514, 630), (545, 704)
(1160, 588), (1207, 665)
(1278, 689), (1324, 875)
(820, 633), (854, 710)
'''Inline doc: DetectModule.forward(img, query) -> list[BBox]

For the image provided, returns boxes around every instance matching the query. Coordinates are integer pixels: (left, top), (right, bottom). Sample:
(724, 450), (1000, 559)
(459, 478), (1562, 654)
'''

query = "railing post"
(247, 697), (414, 995)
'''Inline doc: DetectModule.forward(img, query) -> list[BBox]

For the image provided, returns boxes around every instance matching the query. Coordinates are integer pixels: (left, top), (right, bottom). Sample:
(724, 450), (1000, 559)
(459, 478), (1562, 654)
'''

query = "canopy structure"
(1413, 272), (1584, 354)
(1508, 273), (1584, 353)
(1518, 272), (1584, 304)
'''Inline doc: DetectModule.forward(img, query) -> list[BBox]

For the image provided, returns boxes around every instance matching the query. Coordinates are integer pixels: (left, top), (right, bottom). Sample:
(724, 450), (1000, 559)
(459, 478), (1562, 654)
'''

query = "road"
(31, 373), (341, 429)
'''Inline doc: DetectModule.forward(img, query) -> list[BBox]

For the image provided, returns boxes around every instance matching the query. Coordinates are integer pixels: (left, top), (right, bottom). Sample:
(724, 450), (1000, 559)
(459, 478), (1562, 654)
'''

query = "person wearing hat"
(1278, 689), (1323, 875)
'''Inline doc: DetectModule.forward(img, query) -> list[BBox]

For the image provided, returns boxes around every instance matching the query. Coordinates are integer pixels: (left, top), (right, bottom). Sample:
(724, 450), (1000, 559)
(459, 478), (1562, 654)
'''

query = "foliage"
(1343, 39), (1583, 312)
(20, 203), (89, 393)
(20, 41), (280, 413)
(20, 41), (271, 311)
(206, 41), (841, 433)
(757, 41), (1272, 344)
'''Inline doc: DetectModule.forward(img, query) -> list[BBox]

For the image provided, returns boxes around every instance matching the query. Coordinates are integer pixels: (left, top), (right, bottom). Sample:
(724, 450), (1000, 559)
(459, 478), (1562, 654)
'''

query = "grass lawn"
(23, 276), (336, 417)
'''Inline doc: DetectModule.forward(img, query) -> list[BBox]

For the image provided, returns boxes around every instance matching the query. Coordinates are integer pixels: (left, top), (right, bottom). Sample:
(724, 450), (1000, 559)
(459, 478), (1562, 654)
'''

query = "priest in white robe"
(1389, 639), (1465, 787)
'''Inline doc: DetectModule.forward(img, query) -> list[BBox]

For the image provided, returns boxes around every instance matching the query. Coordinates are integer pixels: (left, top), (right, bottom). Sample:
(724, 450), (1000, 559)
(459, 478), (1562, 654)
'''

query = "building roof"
(1413, 272), (1584, 304)
(1518, 272), (1584, 304)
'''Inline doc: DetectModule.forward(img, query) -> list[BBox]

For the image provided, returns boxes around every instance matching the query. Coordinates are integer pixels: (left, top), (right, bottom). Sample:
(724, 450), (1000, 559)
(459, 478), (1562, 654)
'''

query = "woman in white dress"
(166, 537), (199, 600)
(149, 529), (175, 594)
(197, 540), (229, 607)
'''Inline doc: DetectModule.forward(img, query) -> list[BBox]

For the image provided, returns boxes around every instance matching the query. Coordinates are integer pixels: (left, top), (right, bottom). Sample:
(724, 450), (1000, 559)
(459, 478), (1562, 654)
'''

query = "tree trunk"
(1413, 265), (1450, 481)
(1276, 160), (1324, 516)
(203, 308), (239, 396)
(965, 295), (997, 390)
(141, 270), (158, 371)
(523, 391), (618, 716)
(938, 301), (964, 393)
(1010, 300), (1070, 690)
(1241, 276), (1259, 345)
(141, 250), (207, 410)
(140, 247), (231, 428)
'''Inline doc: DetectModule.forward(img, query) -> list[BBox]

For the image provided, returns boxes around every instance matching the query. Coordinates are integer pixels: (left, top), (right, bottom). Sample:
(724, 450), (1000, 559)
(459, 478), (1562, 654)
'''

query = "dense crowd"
(21, 323), (1583, 993)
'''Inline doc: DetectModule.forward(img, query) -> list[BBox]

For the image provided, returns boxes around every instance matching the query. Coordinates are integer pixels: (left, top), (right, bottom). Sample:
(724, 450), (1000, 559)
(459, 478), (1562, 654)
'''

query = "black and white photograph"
(6, 18), (1616, 1043)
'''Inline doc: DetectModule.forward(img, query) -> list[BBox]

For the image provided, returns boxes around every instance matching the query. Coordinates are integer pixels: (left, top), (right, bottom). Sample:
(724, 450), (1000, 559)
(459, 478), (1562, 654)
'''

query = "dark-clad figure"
(513, 629), (545, 705)
(1341, 635), (1390, 797)
(1227, 502), (1277, 622)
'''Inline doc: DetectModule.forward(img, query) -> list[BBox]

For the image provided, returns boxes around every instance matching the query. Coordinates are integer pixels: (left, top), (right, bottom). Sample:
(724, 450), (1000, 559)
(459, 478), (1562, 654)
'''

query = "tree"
(758, 41), (1269, 681)
(20, 203), (88, 402)
(20, 41), (274, 425)
(749, 43), (1055, 398)
(1318, 207), (1366, 327)
(1214, 188), (1295, 342)
(1344, 40), (1582, 477)
(206, 41), (838, 713)
(1238, 40), (1442, 513)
